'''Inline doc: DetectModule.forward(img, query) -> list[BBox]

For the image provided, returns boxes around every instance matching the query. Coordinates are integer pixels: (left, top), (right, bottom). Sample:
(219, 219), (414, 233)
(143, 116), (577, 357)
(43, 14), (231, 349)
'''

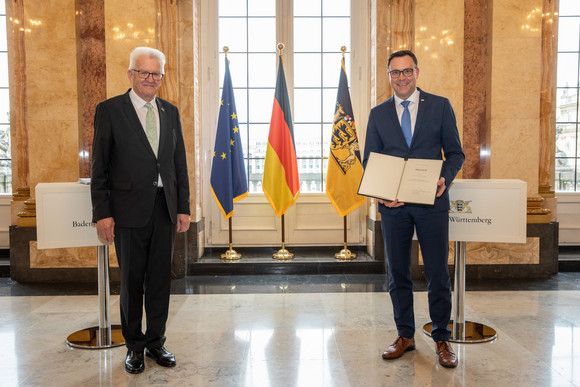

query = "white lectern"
(422, 179), (527, 343)
(36, 182), (124, 349)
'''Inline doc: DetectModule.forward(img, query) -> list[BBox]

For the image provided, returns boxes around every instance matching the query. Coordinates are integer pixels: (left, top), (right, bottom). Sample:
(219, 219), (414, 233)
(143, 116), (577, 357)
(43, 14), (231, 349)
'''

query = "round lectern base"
(66, 325), (125, 349)
(423, 320), (497, 343)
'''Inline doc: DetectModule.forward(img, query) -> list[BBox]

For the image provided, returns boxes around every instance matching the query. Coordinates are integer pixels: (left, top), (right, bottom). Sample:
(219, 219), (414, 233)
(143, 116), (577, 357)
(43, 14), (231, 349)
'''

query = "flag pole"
(217, 46), (242, 261)
(332, 46), (356, 261)
(221, 216), (242, 260)
(271, 43), (294, 260)
(335, 215), (356, 260)
(273, 213), (294, 260)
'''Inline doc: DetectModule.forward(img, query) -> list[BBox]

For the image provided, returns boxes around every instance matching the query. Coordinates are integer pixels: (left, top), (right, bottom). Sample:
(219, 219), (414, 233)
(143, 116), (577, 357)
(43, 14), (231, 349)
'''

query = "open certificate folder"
(358, 152), (443, 205)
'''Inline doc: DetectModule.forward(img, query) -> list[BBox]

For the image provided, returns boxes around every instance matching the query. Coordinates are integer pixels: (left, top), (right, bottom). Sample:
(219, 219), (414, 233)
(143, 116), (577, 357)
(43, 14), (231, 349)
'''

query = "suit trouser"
(380, 206), (452, 342)
(114, 188), (175, 352)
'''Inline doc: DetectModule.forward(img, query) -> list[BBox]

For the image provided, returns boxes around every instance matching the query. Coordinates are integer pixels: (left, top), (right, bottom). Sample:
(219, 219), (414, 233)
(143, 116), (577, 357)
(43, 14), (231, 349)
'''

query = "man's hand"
(436, 177), (446, 197)
(378, 198), (405, 208)
(176, 214), (190, 233)
(96, 217), (115, 244)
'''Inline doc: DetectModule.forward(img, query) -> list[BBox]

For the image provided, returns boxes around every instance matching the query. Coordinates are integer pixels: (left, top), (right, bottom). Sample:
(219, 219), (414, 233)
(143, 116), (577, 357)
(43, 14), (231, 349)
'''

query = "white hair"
(128, 47), (166, 73)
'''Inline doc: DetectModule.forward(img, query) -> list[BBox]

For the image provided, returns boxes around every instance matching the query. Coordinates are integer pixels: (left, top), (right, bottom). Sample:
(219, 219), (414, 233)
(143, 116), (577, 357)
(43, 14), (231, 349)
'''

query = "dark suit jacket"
(362, 88), (465, 213)
(91, 89), (190, 228)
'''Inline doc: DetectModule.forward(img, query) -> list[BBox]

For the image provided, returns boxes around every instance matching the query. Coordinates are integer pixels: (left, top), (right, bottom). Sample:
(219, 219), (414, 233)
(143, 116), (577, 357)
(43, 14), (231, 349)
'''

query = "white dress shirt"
(394, 89), (420, 135)
(129, 89), (163, 187)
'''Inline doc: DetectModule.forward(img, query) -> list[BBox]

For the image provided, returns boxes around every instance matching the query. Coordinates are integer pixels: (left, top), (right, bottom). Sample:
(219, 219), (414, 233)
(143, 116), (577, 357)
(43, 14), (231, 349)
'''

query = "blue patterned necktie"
(400, 100), (412, 147)
(145, 102), (158, 157)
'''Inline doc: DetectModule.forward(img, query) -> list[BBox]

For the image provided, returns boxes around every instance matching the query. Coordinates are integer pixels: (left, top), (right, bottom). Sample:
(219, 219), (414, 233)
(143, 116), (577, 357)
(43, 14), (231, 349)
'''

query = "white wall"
(0, 194), (10, 248)
(557, 193), (580, 246)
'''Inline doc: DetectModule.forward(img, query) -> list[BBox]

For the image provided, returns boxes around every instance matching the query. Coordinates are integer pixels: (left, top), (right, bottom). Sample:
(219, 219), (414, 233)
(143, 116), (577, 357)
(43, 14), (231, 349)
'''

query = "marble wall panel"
(29, 241), (118, 268)
(415, 0), (464, 131)
(104, 0), (156, 98)
(491, 118), (540, 194)
(463, 238), (540, 265)
(28, 120), (79, 187)
(489, 0), (542, 193)
(419, 237), (540, 265)
(23, 0), (79, 194)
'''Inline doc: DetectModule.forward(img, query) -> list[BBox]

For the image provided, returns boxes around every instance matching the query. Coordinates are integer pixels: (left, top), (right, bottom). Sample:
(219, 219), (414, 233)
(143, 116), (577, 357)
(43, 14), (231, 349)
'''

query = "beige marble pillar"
(155, 0), (197, 220)
(462, 0), (491, 179)
(75, 0), (106, 179)
(538, 0), (559, 222)
(156, 0), (178, 105)
(375, 0), (415, 104)
(6, 0), (32, 224)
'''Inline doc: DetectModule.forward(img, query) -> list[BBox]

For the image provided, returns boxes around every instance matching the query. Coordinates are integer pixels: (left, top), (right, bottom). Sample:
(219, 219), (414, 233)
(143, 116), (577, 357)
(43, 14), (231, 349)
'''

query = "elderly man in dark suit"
(91, 47), (190, 374)
(363, 50), (465, 368)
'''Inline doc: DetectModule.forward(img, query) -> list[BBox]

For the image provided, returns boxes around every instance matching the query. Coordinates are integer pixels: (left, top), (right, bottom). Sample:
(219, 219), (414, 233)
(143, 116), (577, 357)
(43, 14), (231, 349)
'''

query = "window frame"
(201, 0), (370, 247)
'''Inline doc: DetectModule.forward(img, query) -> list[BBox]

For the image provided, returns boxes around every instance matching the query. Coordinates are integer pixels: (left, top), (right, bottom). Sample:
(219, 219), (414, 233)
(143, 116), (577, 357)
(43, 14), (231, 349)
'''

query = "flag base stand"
(220, 243), (242, 261)
(273, 243), (294, 260)
(335, 244), (357, 261)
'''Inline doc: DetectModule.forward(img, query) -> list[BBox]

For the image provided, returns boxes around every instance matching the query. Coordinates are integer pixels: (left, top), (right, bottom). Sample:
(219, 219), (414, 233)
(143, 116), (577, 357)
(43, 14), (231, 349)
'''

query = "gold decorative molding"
(12, 187), (30, 200)
(11, 187), (30, 225)
(527, 195), (550, 224)
(17, 198), (36, 227)
(538, 184), (555, 198)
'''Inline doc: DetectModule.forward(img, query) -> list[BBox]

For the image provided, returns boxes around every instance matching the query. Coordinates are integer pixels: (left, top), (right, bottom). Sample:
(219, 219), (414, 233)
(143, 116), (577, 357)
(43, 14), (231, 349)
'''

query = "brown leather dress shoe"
(382, 336), (416, 359)
(436, 340), (458, 368)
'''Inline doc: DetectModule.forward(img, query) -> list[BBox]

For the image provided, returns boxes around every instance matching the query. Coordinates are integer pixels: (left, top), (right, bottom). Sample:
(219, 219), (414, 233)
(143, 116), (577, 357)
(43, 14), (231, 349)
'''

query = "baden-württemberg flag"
(262, 55), (300, 217)
(325, 57), (365, 217)
(210, 56), (248, 219)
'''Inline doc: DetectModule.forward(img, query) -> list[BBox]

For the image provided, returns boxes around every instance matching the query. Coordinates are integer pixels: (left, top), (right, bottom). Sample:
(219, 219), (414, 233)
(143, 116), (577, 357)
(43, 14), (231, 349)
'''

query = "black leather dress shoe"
(124, 350), (145, 374)
(146, 346), (176, 367)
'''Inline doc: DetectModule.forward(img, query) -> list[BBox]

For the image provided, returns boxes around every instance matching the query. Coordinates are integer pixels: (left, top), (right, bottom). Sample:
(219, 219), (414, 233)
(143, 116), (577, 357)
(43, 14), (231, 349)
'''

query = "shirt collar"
(129, 89), (157, 110)
(394, 88), (420, 107)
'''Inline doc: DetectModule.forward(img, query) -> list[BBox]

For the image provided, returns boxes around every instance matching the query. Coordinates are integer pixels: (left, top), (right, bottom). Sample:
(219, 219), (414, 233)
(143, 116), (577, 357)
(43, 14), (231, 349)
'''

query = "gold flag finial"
(341, 46), (347, 58)
(223, 46), (229, 57)
(277, 43), (285, 56)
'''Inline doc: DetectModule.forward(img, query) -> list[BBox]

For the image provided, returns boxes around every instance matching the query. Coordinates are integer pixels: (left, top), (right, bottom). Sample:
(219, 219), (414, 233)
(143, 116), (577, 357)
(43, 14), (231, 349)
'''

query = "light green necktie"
(145, 102), (158, 157)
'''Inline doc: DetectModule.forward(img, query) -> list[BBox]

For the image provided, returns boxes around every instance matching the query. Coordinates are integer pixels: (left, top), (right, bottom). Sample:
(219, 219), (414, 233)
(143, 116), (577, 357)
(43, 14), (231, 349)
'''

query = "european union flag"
(210, 56), (248, 219)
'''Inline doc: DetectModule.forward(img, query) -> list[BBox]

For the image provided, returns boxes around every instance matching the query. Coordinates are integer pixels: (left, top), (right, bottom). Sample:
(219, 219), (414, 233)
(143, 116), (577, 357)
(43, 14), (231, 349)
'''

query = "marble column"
(463, 0), (491, 179)
(375, 0), (415, 104)
(538, 0), (559, 222)
(368, 0), (414, 258)
(155, 0), (178, 105)
(6, 0), (32, 224)
(155, 0), (201, 267)
(75, 0), (106, 178)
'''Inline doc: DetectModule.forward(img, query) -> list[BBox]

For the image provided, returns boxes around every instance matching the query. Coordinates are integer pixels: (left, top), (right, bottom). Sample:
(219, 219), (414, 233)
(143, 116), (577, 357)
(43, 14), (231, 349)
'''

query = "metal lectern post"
(66, 245), (125, 349)
(453, 241), (466, 341)
(423, 241), (497, 343)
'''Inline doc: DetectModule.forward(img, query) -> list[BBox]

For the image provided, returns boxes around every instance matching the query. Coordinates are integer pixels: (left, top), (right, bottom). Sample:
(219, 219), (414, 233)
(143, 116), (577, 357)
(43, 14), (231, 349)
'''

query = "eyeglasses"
(389, 68), (415, 79)
(132, 69), (163, 81)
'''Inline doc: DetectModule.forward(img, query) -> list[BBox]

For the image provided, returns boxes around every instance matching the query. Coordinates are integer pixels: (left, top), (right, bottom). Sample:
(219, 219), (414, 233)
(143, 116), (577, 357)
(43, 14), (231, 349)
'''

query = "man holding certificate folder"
(362, 50), (465, 368)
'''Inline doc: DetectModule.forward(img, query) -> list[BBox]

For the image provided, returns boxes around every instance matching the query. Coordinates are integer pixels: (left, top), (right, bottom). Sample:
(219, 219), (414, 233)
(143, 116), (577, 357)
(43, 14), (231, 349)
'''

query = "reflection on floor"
(1, 273), (580, 386)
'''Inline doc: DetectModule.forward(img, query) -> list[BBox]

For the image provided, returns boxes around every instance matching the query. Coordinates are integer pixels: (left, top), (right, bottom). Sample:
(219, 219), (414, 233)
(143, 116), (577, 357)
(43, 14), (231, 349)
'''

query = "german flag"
(262, 55), (300, 216)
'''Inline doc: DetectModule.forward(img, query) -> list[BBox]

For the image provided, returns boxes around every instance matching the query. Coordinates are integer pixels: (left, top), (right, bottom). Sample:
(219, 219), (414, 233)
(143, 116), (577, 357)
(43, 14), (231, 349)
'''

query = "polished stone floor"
(1, 273), (580, 386)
